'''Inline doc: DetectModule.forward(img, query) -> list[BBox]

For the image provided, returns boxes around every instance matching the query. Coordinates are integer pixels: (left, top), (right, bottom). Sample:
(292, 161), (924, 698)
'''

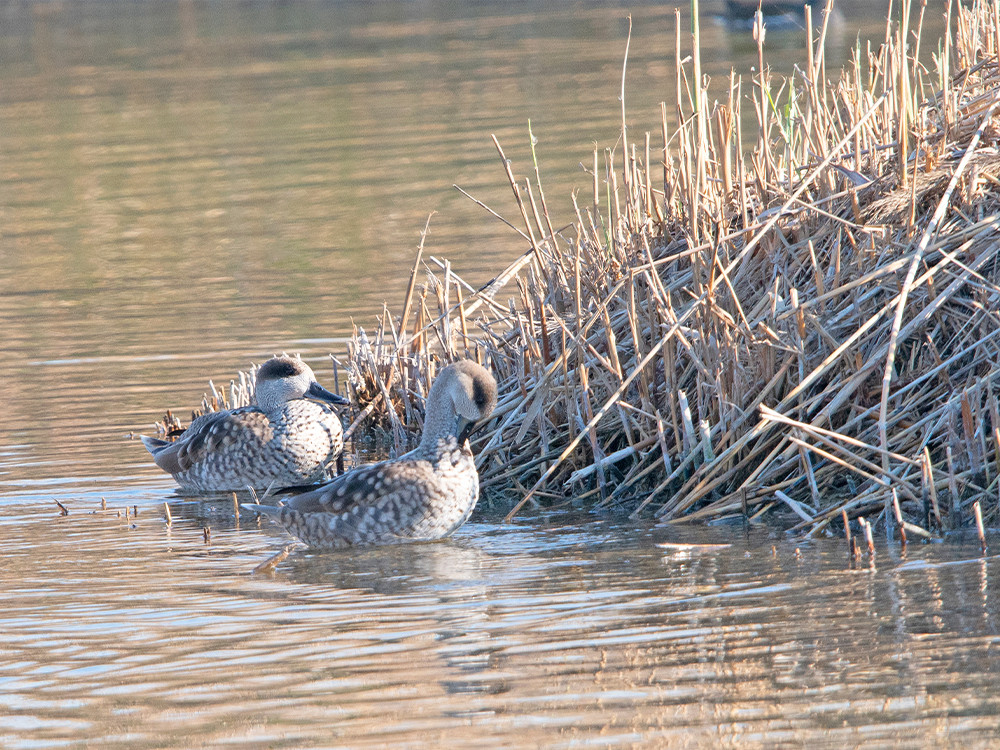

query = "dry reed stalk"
(863, 517), (876, 560)
(892, 489), (907, 546)
(336, 0), (1000, 535)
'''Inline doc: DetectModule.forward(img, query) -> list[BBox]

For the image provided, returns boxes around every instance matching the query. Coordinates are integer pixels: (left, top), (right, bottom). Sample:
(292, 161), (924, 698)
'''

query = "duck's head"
(254, 356), (350, 412)
(430, 360), (498, 444)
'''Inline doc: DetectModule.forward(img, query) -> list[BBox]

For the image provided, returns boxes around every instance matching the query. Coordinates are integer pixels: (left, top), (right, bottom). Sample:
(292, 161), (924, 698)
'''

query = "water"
(0, 1), (991, 747)
(4, 508), (1000, 748)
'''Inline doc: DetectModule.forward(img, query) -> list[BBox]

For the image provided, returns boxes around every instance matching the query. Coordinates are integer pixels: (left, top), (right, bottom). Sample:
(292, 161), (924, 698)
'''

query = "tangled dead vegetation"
(209, 1), (1000, 539)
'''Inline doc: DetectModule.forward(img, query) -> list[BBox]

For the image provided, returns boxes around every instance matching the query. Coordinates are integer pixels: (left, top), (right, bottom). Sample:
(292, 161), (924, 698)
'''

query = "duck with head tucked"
(243, 359), (498, 548)
(142, 356), (349, 493)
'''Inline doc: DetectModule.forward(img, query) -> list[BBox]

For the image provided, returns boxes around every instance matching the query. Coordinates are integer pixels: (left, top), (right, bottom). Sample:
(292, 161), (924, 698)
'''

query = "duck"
(141, 355), (349, 492)
(243, 359), (498, 548)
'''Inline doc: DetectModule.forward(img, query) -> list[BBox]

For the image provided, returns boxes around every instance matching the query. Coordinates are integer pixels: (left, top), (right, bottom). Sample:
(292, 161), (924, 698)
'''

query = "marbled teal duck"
(142, 356), (349, 493)
(243, 359), (498, 548)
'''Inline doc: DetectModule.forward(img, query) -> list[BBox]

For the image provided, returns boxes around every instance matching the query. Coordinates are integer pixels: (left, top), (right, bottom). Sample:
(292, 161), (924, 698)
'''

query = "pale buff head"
(254, 356), (349, 413)
(421, 360), (498, 446)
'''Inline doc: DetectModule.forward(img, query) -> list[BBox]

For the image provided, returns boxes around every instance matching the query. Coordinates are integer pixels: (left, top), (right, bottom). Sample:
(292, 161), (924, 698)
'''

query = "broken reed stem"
(399, 214), (433, 344)
(892, 489), (907, 547)
(863, 517), (876, 560)
(974, 500), (987, 553)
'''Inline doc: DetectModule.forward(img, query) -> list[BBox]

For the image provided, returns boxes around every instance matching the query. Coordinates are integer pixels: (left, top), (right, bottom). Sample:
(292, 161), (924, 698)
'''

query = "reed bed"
(157, 0), (1000, 539)
(343, 0), (1000, 536)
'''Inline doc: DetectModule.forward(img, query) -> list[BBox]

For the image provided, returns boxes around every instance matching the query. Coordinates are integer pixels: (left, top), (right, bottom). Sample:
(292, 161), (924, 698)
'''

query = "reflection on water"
(2, 505), (999, 748)
(0, 1), (983, 747)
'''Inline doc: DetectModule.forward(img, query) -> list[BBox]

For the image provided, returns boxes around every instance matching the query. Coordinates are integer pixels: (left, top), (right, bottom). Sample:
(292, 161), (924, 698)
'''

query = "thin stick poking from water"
(252, 544), (296, 575)
(974, 500), (987, 554)
(863, 517), (876, 560)
(892, 489), (907, 548)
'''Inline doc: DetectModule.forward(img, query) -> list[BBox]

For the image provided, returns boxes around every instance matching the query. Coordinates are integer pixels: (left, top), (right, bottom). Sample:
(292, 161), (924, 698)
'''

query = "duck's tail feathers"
(241, 503), (282, 518)
(140, 435), (169, 456)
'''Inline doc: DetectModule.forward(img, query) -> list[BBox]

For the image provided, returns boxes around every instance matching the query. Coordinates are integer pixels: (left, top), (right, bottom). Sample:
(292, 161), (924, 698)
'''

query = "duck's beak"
(458, 416), (488, 444)
(305, 382), (350, 406)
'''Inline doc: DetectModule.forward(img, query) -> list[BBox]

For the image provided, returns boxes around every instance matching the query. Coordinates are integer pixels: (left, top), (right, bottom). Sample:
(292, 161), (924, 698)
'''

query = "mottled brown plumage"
(142, 356), (349, 492)
(244, 360), (498, 548)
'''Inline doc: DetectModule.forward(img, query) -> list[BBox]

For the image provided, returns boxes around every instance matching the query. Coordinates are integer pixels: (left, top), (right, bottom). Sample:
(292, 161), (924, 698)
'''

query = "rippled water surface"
(1, 1), (991, 747)
(4, 506), (1000, 748)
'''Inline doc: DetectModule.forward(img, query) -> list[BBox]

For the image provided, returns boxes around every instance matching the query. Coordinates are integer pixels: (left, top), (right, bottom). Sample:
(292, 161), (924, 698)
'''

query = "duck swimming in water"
(142, 356), (349, 493)
(243, 359), (498, 548)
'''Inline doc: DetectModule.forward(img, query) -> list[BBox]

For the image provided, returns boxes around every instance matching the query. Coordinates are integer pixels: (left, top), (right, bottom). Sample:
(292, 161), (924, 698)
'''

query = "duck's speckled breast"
(276, 400), (345, 477)
(408, 442), (480, 540)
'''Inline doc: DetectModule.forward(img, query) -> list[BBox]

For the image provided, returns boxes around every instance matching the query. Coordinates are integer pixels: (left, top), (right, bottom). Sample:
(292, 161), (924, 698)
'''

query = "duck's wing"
(278, 459), (435, 514)
(244, 459), (439, 547)
(146, 407), (273, 475)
